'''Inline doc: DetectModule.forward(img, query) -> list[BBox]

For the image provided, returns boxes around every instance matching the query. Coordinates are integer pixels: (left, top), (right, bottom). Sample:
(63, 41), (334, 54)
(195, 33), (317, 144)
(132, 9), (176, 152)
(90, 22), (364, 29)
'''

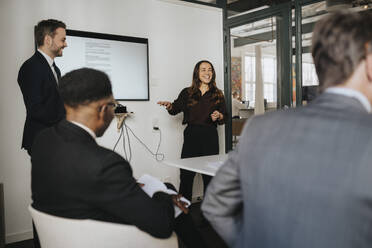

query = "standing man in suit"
(18, 19), (67, 155)
(17, 19), (67, 248)
(202, 10), (372, 248)
(31, 68), (206, 247)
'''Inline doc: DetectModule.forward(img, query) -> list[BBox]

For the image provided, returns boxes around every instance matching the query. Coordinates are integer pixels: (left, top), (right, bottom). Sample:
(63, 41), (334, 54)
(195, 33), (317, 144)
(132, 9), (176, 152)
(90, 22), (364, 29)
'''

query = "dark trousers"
(180, 125), (219, 201)
(165, 183), (206, 248)
(27, 148), (41, 248)
(175, 213), (206, 248)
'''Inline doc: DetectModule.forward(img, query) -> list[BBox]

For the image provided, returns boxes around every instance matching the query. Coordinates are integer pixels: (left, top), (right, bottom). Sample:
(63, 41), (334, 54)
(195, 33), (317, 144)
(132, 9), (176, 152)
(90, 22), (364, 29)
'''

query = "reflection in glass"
(230, 17), (278, 148)
(230, 19), (277, 113)
(244, 55), (277, 106)
(302, 54), (318, 86)
(300, 1), (326, 89)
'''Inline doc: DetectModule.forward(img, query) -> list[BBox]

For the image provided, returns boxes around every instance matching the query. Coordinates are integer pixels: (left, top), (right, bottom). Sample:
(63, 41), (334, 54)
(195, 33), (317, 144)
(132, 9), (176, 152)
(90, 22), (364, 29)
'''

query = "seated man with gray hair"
(202, 10), (372, 248)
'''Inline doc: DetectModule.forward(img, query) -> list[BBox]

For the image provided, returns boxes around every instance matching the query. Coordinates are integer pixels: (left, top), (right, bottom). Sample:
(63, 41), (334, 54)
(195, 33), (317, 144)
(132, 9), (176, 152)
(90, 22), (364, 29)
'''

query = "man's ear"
(98, 105), (107, 118)
(44, 35), (52, 47)
(366, 53), (372, 82)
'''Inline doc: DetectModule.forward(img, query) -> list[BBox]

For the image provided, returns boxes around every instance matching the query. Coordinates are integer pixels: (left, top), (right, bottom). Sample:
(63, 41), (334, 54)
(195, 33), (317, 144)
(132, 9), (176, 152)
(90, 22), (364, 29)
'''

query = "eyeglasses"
(106, 101), (118, 108)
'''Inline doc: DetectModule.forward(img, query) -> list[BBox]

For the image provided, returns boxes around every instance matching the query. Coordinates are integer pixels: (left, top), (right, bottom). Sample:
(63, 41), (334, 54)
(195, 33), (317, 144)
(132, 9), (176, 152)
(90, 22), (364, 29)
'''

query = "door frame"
(224, 2), (293, 151)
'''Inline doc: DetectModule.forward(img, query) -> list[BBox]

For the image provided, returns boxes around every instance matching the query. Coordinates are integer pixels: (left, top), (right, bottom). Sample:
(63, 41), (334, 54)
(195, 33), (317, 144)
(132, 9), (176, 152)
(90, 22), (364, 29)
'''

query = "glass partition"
(226, 3), (292, 149)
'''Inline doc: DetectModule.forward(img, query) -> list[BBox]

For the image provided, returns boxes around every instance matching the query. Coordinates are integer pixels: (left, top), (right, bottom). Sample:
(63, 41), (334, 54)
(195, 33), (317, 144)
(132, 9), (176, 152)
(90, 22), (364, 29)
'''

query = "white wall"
(0, 0), (223, 243)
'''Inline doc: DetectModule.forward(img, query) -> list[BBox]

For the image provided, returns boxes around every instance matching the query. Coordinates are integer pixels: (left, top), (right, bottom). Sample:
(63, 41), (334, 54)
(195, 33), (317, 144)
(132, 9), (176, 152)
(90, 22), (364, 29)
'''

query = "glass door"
(294, 0), (371, 106)
(224, 3), (292, 150)
(294, 0), (325, 106)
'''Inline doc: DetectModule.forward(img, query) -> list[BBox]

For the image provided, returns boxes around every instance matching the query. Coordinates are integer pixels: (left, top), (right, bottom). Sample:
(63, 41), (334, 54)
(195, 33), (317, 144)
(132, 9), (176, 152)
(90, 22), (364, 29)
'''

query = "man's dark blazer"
(18, 51), (65, 153)
(31, 120), (175, 238)
(203, 93), (372, 248)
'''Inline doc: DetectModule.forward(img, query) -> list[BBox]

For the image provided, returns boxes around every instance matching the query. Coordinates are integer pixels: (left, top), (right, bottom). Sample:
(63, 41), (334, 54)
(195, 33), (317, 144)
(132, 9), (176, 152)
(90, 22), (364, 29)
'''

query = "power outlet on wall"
(152, 118), (159, 132)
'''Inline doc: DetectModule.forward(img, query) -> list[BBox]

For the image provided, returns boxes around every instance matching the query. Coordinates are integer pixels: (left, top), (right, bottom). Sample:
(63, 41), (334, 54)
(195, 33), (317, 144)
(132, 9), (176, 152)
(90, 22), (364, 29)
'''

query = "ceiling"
(195, 0), (290, 12)
(226, 0), (290, 13)
(184, 0), (372, 15)
(229, 1), (372, 48)
(181, 0), (372, 52)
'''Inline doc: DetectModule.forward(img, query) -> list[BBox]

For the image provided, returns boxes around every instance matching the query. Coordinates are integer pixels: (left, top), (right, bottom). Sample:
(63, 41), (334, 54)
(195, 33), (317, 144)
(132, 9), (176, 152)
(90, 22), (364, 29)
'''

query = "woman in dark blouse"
(158, 60), (226, 201)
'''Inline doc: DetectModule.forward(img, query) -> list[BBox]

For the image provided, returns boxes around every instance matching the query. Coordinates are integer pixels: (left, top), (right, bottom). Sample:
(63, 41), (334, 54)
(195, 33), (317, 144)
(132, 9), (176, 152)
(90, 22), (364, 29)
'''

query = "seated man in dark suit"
(31, 68), (206, 247)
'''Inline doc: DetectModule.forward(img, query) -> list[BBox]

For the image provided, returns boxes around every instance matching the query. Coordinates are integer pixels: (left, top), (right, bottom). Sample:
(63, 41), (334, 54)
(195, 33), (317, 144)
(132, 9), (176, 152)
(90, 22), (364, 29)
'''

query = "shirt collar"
(37, 49), (54, 67)
(69, 121), (97, 139)
(325, 87), (371, 113)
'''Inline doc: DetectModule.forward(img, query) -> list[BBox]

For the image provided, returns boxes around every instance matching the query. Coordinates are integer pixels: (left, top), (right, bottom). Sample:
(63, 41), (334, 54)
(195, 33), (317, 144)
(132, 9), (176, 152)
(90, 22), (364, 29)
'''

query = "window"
(302, 62), (319, 86)
(244, 55), (277, 106)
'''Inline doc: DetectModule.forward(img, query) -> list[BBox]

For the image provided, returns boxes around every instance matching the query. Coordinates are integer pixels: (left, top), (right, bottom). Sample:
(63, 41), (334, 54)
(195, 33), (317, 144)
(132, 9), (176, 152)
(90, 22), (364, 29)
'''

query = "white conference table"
(162, 154), (228, 176)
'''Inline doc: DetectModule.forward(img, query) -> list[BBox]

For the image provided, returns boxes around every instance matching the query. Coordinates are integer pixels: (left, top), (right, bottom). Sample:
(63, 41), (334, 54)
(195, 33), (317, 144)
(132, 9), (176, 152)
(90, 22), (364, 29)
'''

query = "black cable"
(155, 129), (163, 160)
(114, 125), (130, 161)
(121, 125), (128, 161)
(113, 119), (164, 162)
(113, 126), (123, 152)
(124, 123), (165, 161)
(123, 123), (132, 162)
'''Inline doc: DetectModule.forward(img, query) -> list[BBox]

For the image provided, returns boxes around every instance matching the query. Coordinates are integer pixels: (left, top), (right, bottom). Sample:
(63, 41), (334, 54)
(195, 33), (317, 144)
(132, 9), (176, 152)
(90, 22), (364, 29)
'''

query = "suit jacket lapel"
(35, 51), (59, 86)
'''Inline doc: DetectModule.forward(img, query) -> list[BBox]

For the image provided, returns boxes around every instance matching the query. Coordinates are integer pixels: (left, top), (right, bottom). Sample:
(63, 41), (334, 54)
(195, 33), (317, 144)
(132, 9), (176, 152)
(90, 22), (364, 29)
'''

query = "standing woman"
(158, 60), (226, 201)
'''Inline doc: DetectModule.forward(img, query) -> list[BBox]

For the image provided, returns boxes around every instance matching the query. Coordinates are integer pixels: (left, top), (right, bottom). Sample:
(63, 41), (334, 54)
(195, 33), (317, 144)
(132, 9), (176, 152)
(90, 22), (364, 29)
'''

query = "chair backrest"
(29, 205), (178, 248)
(232, 118), (247, 136)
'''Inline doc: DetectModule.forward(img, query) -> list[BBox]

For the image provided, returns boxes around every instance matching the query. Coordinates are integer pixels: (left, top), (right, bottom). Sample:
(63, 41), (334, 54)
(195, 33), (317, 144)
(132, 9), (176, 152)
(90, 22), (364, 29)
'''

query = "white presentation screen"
(55, 30), (149, 101)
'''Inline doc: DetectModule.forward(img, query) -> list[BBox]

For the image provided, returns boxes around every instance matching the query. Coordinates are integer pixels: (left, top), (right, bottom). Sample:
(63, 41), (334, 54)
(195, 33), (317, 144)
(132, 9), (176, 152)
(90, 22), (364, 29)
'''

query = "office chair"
(29, 205), (178, 248)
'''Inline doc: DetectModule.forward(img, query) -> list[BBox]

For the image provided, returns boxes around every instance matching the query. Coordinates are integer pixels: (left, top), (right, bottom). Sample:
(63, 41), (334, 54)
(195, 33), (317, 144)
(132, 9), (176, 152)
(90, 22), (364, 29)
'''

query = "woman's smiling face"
(199, 62), (213, 84)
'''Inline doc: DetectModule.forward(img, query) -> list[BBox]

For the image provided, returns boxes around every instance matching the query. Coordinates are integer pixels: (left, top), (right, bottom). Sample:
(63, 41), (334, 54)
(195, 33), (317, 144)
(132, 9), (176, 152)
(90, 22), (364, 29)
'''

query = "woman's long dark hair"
(187, 60), (224, 107)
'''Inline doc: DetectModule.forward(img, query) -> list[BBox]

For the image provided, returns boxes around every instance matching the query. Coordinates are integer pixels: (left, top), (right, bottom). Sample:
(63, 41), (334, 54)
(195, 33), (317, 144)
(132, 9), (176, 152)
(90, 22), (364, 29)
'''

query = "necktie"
(52, 62), (61, 82)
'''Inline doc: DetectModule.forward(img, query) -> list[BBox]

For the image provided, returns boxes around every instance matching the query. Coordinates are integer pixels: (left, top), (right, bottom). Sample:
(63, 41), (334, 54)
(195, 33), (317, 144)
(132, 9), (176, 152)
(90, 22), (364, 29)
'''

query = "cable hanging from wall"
(113, 119), (165, 162)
